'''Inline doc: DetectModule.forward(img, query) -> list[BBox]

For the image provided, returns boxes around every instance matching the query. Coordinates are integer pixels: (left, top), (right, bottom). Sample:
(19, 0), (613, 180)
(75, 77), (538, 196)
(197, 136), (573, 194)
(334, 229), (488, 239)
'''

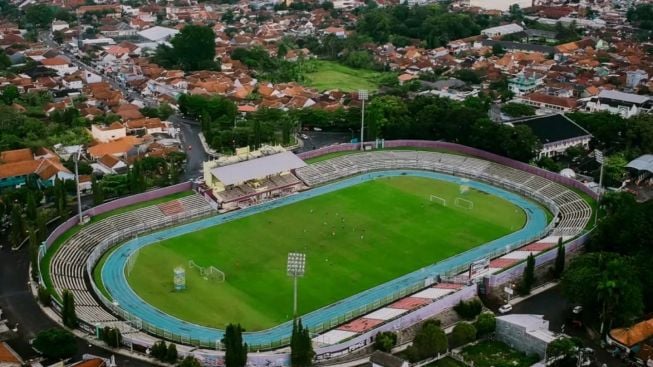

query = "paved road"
(0, 246), (152, 366)
(168, 115), (206, 180)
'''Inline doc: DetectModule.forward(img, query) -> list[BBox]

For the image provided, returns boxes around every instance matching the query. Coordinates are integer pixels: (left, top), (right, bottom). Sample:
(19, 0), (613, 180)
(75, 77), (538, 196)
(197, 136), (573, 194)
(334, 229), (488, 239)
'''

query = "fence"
(485, 231), (591, 290)
(296, 140), (598, 201)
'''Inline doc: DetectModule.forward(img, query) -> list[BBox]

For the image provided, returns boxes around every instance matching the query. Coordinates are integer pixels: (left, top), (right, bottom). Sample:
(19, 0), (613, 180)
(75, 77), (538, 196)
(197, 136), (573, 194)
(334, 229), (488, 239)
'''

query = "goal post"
(454, 197), (474, 210)
(188, 260), (225, 282)
(429, 194), (447, 206)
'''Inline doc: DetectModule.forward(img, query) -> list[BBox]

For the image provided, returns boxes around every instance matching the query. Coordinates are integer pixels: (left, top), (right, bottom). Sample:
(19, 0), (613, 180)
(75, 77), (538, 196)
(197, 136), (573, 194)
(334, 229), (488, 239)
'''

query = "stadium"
(39, 140), (595, 366)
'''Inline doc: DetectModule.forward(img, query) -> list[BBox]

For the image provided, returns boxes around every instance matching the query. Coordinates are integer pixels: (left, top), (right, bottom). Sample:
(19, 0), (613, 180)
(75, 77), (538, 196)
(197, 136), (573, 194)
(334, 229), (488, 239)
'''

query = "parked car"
(498, 303), (513, 314)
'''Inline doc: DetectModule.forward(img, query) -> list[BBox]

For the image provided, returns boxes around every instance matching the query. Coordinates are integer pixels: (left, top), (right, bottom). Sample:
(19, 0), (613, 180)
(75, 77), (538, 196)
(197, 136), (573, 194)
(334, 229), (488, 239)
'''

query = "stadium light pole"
(358, 90), (368, 151)
(593, 149), (604, 227)
(74, 147), (83, 224)
(287, 252), (306, 318)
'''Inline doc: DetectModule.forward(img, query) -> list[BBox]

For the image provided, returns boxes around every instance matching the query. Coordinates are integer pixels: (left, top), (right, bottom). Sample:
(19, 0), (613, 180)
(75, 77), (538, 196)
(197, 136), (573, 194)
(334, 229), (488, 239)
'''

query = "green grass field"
(303, 60), (387, 92)
(126, 177), (526, 330)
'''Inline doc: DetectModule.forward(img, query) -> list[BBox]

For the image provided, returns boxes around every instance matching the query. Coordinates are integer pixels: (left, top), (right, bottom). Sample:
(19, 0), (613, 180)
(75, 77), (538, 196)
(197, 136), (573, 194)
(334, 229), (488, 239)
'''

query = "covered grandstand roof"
(508, 114), (591, 144)
(627, 154), (653, 174)
(210, 151), (306, 186)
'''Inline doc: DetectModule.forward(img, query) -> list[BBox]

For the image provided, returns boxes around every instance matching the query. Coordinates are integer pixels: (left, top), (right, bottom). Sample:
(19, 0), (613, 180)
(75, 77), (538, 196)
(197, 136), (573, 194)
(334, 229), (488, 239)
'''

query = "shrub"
(454, 299), (483, 320)
(166, 343), (178, 363)
(374, 331), (397, 352)
(150, 340), (168, 360)
(450, 322), (477, 347)
(37, 286), (51, 306)
(475, 312), (496, 336)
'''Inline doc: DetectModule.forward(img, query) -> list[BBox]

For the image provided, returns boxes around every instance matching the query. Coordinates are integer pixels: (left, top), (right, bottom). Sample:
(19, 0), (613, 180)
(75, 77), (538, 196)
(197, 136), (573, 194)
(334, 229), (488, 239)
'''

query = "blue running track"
(101, 170), (549, 347)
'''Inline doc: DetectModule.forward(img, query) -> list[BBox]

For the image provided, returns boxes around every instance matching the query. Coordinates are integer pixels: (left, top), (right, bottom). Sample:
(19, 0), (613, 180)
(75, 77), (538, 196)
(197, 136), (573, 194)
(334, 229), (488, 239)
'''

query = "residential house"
(92, 154), (127, 174)
(0, 342), (23, 367)
(517, 92), (578, 113)
(0, 148), (74, 189)
(585, 90), (652, 118)
(91, 122), (127, 143)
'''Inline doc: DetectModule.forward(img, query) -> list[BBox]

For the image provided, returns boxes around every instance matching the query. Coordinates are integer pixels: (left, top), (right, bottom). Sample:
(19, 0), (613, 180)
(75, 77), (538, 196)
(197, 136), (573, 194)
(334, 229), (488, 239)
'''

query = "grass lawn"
(126, 176), (526, 330)
(42, 190), (193, 301)
(461, 340), (540, 367)
(424, 357), (467, 367)
(303, 60), (387, 92)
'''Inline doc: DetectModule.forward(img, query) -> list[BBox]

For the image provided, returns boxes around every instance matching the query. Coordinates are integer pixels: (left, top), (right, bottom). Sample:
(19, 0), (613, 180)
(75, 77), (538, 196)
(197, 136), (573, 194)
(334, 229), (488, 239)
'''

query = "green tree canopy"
(33, 328), (78, 360)
(153, 25), (219, 71)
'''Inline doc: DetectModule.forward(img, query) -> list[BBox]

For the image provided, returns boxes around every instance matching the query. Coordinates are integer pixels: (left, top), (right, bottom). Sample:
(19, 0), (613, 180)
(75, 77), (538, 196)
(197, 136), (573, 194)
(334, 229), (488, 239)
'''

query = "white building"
(91, 123), (127, 143)
(585, 90), (652, 118)
(138, 26), (179, 43)
(465, 0), (533, 11)
(496, 314), (557, 358)
(51, 20), (69, 32)
(481, 23), (524, 38)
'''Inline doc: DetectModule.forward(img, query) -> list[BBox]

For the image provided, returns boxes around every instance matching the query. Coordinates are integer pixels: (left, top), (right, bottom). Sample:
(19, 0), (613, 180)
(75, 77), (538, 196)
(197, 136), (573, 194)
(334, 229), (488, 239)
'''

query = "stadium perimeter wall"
(43, 182), (193, 249)
(296, 140), (598, 201)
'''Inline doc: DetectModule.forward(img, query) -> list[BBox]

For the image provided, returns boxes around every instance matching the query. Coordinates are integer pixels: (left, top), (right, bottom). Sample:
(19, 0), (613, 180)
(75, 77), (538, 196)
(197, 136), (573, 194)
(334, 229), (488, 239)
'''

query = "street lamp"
(287, 252), (306, 318)
(593, 149), (604, 227)
(358, 90), (368, 151)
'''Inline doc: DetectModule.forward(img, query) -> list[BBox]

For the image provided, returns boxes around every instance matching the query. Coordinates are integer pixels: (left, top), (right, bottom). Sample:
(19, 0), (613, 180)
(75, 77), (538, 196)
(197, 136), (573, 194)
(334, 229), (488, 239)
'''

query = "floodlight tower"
(358, 89), (368, 151)
(287, 252), (306, 318)
(593, 149), (604, 227)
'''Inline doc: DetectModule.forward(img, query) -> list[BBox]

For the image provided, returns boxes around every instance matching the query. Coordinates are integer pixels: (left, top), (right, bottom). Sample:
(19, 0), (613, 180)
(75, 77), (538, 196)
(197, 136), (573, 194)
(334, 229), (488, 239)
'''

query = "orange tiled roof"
(610, 319), (653, 348)
(0, 148), (32, 163)
(0, 342), (22, 365)
(88, 136), (142, 158)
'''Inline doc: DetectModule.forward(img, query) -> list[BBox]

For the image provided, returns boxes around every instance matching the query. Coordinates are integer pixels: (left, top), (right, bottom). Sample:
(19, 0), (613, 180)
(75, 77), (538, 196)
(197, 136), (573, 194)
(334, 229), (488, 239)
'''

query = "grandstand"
(294, 150), (591, 237)
(48, 194), (214, 337)
(202, 146), (306, 211)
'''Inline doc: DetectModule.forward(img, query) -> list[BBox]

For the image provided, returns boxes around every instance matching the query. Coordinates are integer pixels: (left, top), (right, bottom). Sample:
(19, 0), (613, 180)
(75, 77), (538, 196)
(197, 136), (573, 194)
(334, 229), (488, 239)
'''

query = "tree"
(9, 204), (24, 247)
(150, 340), (168, 360)
(451, 322), (477, 347)
(38, 286), (52, 306)
(554, 237), (565, 278)
(475, 312), (496, 336)
(562, 252), (643, 331)
(453, 299), (483, 320)
(500, 102), (535, 118)
(91, 175), (104, 205)
(179, 356), (202, 367)
(492, 43), (505, 55)
(373, 331), (397, 352)
(101, 326), (122, 348)
(520, 253), (536, 295)
(1, 85), (19, 105)
(25, 4), (56, 28)
(290, 319), (314, 367)
(223, 324), (247, 367)
(28, 227), (40, 280)
(409, 319), (447, 361)
(546, 337), (582, 366)
(153, 25), (218, 71)
(33, 328), (78, 360)
(166, 343), (178, 363)
(54, 177), (68, 217)
(61, 289), (78, 328)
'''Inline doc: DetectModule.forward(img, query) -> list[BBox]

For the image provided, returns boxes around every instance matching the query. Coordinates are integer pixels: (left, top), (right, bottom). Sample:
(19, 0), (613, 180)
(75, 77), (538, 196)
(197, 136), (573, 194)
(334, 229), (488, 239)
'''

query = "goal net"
(429, 194), (447, 206)
(454, 197), (474, 210)
(189, 260), (225, 282)
(126, 248), (140, 277)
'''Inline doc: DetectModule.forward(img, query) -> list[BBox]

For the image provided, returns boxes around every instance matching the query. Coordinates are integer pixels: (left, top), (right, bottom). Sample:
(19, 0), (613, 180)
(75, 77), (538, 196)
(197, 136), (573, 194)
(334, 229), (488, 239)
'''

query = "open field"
(303, 60), (386, 92)
(125, 176), (526, 330)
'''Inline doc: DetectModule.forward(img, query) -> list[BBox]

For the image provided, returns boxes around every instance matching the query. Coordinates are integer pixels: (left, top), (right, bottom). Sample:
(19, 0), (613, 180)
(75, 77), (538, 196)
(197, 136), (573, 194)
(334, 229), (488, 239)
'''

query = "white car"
(498, 303), (513, 314)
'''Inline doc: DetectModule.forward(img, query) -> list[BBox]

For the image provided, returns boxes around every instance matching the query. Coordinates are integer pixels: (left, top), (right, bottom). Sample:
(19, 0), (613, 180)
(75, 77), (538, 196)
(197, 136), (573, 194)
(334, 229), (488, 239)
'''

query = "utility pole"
(593, 149), (604, 227)
(359, 90), (368, 151)
(74, 148), (83, 224)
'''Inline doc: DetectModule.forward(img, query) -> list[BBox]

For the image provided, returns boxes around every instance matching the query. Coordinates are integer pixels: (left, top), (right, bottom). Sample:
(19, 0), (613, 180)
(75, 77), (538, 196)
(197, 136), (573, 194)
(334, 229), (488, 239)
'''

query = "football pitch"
(126, 176), (526, 330)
